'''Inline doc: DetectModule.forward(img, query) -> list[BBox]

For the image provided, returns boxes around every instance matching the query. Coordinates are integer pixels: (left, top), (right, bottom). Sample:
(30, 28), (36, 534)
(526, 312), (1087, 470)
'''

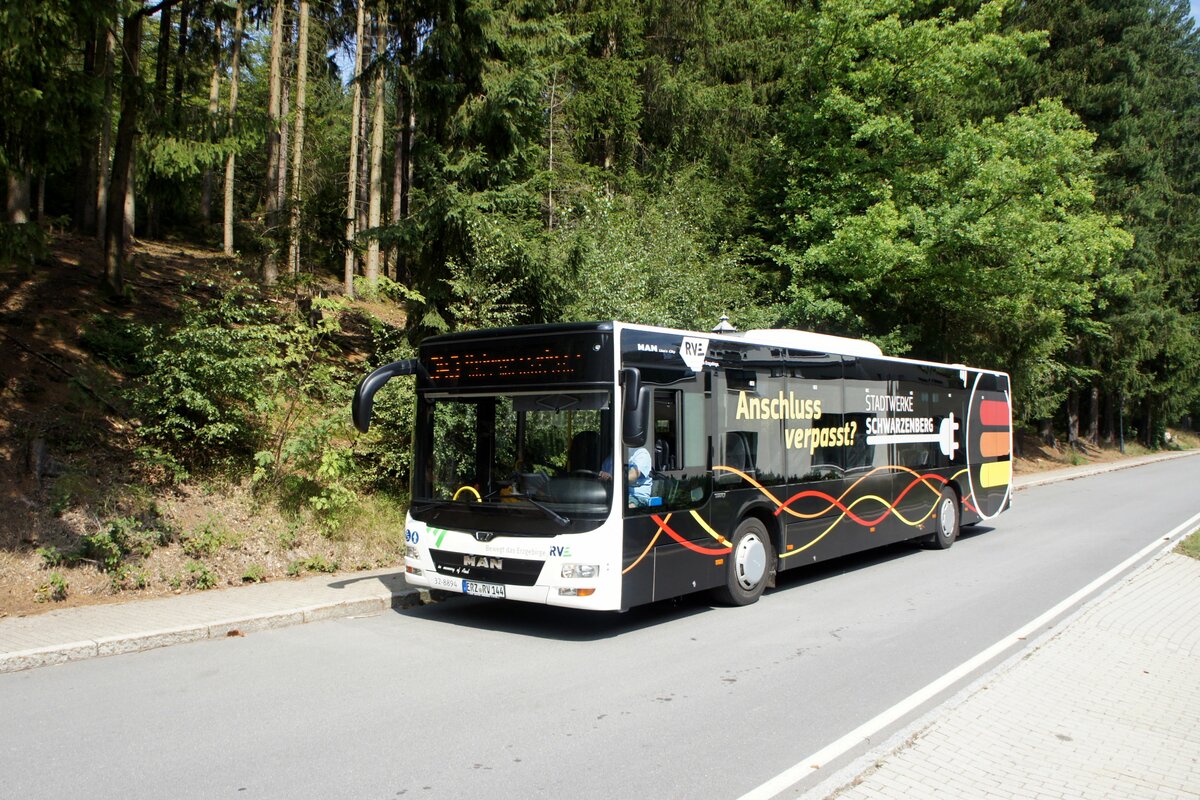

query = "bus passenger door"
(777, 354), (853, 564)
(646, 383), (720, 601)
(842, 357), (904, 546)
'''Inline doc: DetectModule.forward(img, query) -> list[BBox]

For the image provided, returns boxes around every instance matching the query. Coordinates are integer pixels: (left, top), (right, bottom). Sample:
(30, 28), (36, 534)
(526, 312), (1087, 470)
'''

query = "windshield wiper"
(500, 493), (572, 527)
(409, 501), (442, 517)
(412, 494), (570, 527)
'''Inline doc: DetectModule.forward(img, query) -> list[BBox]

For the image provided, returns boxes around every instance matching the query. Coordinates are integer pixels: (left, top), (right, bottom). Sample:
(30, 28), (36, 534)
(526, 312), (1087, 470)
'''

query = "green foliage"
(80, 516), (169, 573)
(6, 0), (1200, 477)
(286, 554), (338, 576)
(0, 223), (47, 269)
(186, 561), (218, 590)
(352, 275), (426, 305)
(34, 572), (69, 603)
(1177, 530), (1200, 561)
(0, 0), (112, 175)
(561, 178), (779, 331)
(37, 546), (64, 569)
(131, 285), (282, 471)
(81, 314), (152, 374)
(241, 564), (266, 583)
(181, 519), (237, 558)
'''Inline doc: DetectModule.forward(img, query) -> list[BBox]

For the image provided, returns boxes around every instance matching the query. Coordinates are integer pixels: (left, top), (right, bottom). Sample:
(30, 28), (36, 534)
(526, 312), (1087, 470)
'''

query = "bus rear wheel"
(712, 518), (774, 606)
(923, 487), (960, 550)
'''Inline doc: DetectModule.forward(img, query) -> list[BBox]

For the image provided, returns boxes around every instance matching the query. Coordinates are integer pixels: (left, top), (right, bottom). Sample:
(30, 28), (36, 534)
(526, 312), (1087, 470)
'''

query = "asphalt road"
(3, 456), (1198, 799)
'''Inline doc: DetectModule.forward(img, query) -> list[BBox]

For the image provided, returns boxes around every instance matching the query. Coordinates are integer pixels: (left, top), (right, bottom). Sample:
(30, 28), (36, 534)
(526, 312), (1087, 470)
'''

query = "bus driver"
(600, 447), (653, 507)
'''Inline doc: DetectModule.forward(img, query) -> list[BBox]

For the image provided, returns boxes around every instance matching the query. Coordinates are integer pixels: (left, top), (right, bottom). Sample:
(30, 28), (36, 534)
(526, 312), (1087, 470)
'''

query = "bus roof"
(420, 321), (1007, 379)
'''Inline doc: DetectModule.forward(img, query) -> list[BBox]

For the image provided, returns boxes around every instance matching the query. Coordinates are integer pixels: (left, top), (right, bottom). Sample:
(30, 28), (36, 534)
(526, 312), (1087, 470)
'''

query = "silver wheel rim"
(939, 497), (956, 538)
(735, 533), (767, 590)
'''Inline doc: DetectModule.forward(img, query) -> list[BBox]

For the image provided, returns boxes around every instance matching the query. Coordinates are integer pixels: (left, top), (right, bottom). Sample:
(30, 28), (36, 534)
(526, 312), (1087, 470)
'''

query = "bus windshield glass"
(414, 391), (614, 532)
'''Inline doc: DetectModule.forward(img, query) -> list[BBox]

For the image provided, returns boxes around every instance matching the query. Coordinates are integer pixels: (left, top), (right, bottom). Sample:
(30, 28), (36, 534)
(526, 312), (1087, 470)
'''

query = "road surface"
(2, 455), (1197, 799)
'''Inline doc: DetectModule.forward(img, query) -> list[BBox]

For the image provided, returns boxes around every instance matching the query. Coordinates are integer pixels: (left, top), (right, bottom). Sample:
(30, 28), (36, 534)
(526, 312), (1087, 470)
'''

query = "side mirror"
(352, 359), (419, 432)
(622, 367), (651, 447)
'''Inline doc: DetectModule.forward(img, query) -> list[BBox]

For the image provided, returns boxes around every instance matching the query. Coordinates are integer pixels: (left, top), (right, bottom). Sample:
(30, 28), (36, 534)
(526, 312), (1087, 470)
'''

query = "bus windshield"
(414, 390), (615, 532)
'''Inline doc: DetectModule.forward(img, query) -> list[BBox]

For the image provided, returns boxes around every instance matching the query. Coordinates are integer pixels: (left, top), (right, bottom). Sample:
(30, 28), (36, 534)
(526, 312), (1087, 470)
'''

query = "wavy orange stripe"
(651, 514), (733, 556)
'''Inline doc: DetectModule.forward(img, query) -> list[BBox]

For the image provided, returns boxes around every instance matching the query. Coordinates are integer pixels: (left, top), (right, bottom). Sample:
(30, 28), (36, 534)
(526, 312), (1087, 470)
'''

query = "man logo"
(464, 555), (503, 570)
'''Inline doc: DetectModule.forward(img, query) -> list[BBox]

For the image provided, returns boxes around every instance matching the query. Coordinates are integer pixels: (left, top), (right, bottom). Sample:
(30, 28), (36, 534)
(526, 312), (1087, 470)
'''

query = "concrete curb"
(0, 583), (431, 675)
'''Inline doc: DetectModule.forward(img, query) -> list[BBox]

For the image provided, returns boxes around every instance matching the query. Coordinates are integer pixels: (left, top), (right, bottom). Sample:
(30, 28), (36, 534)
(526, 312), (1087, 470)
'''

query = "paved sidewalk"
(0, 449), (1196, 677)
(827, 550), (1200, 800)
(0, 568), (422, 673)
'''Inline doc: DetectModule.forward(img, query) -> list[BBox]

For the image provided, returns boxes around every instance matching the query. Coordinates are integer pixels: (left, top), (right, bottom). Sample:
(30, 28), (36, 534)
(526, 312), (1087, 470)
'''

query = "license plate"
(462, 580), (505, 599)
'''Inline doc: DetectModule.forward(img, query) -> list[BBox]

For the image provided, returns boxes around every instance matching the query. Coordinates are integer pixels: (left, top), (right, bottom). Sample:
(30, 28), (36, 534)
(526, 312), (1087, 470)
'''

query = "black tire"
(712, 517), (774, 606)
(923, 486), (960, 550)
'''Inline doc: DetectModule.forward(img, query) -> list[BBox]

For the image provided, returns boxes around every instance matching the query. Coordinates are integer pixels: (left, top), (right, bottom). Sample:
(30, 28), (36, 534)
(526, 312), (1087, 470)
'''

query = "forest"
(1, 0), (1199, 605)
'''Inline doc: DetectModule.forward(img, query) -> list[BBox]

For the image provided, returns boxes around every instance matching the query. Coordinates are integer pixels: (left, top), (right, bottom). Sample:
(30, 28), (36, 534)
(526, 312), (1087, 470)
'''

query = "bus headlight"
(405, 544), (420, 560)
(561, 563), (598, 579)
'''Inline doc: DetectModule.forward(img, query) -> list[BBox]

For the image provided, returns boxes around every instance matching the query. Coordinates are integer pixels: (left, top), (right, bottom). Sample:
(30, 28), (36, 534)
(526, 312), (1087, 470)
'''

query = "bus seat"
(654, 438), (673, 471)
(568, 430), (600, 472)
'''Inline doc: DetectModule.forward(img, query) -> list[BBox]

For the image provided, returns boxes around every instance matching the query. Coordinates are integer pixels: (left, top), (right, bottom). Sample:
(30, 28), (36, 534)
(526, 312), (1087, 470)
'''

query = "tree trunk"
(124, 158), (136, 246)
(1102, 390), (1116, 446)
(145, 1), (173, 239)
(389, 14), (416, 285)
(278, 79), (291, 229)
(364, 14), (387, 290)
(546, 66), (557, 231)
(1065, 391), (1080, 448)
(76, 26), (100, 233)
(1038, 418), (1054, 448)
(276, 9), (293, 224)
(96, 24), (117, 239)
(155, 5), (172, 113)
(172, 0), (191, 124)
(6, 166), (31, 223)
(201, 15), (224, 225)
(1085, 382), (1100, 445)
(388, 72), (405, 281)
(343, 0), (366, 297)
(223, 0), (244, 256)
(262, 0), (286, 285)
(287, 0), (310, 275)
(356, 56), (370, 263)
(104, 7), (146, 297)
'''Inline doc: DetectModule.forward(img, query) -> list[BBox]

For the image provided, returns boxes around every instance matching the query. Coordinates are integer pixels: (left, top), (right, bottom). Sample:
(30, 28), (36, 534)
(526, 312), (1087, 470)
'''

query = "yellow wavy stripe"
(688, 510), (732, 547)
(780, 492), (942, 559)
(713, 463), (946, 520)
(622, 513), (669, 575)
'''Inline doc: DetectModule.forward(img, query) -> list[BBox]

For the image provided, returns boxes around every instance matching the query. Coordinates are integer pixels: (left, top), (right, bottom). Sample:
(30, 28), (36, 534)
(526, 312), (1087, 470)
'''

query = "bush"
(131, 285), (283, 472)
(0, 222), (47, 269)
(181, 519), (237, 557)
(34, 572), (68, 603)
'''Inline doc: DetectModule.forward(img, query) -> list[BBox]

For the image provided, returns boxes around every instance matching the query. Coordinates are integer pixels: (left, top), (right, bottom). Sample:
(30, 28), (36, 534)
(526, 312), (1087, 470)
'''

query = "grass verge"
(1176, 530), (1200, 561)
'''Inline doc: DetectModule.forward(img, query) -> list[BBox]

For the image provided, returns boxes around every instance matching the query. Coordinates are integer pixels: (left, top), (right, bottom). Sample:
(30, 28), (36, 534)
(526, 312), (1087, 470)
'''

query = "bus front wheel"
(923, 487), (960, 550)
(713, 518), (774, 606)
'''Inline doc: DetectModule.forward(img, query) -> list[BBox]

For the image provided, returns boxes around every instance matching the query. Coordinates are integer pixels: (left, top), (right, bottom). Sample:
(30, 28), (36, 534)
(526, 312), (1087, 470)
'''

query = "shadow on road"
(384, 524), (998, 640)
(773, 523), (997, 593)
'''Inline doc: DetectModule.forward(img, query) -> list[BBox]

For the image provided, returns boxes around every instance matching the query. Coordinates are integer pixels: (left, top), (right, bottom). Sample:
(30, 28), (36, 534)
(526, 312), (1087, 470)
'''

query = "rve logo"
(405, 529), (420, 544)
(548, 545), (573, 558)
(679, 336), (708, 372)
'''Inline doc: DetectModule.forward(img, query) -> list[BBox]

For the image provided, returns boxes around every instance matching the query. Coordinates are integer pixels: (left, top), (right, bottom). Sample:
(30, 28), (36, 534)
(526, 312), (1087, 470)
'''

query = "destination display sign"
(421, 332), (611, 389)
